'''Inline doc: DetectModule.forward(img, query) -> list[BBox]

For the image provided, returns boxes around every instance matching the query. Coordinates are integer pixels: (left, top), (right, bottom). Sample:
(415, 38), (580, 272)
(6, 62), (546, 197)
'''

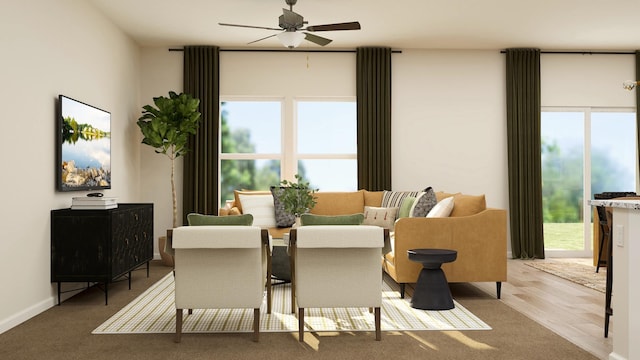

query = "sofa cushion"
(435, 191), (460, 202)
(238, 193), (276, 228)
(270, 186), (296, 227)
(450, 194), (486, 217)
(363, 190), (384, 207)
(300, 213), (365, 226)
(311, 191), (364, 215)
(187, 213), (254, 226)
(363, 206), (398, 229)
(233, 190), (271, 214)
(398, 197), (416, 218)
(381, 190), (422, 208)
(409, 187), (438, 217)
(426, 196), (455, 218)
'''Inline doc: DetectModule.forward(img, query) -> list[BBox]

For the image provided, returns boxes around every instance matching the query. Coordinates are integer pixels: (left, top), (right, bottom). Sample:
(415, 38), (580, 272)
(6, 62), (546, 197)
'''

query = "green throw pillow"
(398, 197), (416, 218)
(300, 213), (364, 226)
(187, 213), (254, 226)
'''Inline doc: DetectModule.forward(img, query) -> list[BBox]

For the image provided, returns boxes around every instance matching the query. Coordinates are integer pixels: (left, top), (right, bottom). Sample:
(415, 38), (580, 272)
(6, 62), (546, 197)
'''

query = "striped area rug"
(92, 273), (490, 334)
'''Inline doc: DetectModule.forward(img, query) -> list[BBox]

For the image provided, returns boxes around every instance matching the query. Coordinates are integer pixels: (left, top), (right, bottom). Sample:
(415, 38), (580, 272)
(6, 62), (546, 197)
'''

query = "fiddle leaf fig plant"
(137, 91), (201, 228)
(279, 174), (318, 217)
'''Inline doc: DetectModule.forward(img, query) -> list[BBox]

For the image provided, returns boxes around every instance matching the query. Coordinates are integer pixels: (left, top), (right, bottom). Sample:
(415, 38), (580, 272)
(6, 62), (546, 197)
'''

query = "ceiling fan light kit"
(219, 0), (360, 49)
(277, 31), (306, 48)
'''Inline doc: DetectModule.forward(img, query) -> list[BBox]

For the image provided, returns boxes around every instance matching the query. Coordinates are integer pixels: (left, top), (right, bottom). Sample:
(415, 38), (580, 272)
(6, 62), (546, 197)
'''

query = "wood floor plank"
(470, 258), (612, 360)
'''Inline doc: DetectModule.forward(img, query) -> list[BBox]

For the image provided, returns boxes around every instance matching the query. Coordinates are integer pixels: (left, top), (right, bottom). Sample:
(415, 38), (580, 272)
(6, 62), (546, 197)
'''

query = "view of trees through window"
(219, 99), (357, 207)
(541, 109), (636, 254)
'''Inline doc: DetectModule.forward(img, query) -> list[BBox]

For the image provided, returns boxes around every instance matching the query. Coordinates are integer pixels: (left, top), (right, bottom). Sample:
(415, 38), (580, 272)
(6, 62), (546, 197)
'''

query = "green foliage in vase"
(279, 174), (318, 217)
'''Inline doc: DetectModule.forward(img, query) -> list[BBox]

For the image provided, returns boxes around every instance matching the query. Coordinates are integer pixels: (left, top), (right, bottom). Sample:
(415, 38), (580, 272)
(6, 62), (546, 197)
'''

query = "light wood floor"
(472, 258), (612, 359)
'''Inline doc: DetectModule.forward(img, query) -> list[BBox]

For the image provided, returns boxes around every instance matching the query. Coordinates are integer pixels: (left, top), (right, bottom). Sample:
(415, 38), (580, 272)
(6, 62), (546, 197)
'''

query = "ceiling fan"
(218, 0), (361, 48)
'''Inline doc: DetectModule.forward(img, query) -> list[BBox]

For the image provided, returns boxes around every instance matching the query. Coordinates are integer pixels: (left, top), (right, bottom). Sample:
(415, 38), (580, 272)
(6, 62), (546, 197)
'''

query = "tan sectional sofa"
(221, 189), (507, 298)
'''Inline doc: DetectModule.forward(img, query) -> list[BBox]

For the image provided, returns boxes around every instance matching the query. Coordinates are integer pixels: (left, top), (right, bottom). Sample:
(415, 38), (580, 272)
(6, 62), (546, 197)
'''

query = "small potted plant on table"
(279, 174), (318, 226)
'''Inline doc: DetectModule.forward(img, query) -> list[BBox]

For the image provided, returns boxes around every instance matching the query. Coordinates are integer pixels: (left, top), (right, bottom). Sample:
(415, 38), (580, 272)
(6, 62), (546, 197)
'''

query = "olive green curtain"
(182, 46), (220, 224)
(356, 47), (392, 191)
(506, 48), (545, 259)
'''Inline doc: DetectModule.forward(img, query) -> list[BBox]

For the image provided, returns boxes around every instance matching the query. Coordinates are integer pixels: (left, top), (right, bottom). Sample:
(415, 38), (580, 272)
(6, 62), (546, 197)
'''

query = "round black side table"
(407, 249), (458, 310)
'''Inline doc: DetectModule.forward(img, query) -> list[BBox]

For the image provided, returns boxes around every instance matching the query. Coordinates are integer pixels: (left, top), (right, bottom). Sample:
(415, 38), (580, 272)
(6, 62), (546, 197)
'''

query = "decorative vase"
(293, 216), (301, 228)
(159, 228), (174, 267)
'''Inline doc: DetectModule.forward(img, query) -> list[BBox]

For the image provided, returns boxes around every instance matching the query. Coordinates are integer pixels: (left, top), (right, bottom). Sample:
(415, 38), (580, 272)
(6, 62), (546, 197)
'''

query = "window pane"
(297, 101), (356, 154)
(591, 112), (636, 197)
(541, 112), (584, 250)
(221, 101), (281, 154)
(298, 159), (357, 191)
(220, 159), (281, 206)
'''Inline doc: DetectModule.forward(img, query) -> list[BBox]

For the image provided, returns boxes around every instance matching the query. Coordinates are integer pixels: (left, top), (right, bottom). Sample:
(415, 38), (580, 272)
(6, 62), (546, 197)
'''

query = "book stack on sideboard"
(71, 197), (117, 210)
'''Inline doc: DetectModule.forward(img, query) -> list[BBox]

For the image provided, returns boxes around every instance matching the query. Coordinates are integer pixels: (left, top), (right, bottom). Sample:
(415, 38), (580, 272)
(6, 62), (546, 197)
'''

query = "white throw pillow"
(238, 194), (276, 228)
(363, 206), (398, 229)
(426, 197), (455, 218)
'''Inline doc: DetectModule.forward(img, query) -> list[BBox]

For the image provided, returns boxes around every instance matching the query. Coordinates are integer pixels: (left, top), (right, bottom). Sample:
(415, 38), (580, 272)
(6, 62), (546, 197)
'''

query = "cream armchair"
(290, 225), (385, 342)
(172, 226), (271, 343)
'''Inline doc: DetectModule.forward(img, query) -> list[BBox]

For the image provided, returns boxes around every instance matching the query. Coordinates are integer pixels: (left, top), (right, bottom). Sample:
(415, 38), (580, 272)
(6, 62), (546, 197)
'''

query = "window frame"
(541, 106), (637, 257)
(218, 96), (357, 204)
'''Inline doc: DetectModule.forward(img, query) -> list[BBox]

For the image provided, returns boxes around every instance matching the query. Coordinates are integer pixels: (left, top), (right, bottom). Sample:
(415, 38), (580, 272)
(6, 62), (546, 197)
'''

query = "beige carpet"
(524, 259), (605, 293)
(93, 273), (490, 334)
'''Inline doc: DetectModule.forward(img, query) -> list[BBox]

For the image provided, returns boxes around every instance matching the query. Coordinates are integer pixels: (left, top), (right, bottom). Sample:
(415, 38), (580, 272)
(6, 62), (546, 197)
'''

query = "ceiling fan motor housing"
(279, 10), (305, 30)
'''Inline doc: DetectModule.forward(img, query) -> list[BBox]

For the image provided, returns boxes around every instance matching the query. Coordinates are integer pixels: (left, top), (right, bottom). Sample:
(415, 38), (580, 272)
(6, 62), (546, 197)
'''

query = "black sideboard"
(51, 203), (153, 305)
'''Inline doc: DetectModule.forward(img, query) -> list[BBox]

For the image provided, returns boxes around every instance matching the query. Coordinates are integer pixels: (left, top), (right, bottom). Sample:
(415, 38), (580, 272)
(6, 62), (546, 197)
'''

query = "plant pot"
(159, 229), (174, 267)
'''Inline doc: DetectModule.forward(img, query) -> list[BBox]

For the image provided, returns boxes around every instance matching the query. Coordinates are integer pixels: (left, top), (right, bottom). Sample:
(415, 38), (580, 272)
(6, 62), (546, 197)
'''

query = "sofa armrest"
(392, 208), (507, 282)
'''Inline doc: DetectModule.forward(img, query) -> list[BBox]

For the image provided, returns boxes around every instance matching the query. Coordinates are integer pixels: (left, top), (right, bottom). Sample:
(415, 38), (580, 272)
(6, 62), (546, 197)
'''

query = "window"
(541, 108), (636, 256)
(219, 98), (357, 206)
(296, 100), (357, 191)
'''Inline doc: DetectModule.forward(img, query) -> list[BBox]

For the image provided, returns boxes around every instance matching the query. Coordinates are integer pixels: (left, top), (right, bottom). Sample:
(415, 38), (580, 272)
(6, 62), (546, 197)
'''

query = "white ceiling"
(88, 0), (640, 51)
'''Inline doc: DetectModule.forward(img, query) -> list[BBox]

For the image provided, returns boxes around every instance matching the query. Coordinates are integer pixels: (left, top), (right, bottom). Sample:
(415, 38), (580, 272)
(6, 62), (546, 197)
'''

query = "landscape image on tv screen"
(57, 95), (111, 191)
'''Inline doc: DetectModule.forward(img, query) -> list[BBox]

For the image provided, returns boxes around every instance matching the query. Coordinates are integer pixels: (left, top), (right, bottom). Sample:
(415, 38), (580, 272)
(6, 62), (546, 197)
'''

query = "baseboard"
(0, 296), (55, 334)
(608, 352), (626, 360)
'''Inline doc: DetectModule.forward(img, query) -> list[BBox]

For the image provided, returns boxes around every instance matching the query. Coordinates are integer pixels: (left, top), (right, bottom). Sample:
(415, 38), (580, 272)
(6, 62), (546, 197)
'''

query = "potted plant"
(137, 91), (201, 265)
(279, 174), (318, 225)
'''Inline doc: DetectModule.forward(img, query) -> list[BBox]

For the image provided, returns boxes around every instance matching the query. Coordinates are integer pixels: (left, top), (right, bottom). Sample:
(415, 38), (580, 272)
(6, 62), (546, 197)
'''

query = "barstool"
(604, 208), (613, 338)
(595, 206), (610, 273)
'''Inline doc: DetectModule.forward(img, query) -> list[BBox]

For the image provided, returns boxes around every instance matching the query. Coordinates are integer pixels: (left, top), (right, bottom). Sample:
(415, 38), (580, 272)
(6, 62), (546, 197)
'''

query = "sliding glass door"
(541, 108), (636, 257)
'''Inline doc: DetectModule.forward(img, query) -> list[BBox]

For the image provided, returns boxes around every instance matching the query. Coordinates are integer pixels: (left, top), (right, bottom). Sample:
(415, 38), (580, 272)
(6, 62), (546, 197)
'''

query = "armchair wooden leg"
(298, 308), (305, 342)
(175, 309), (183, 343)
(266, 246), (272, 314)
(253, 308), (260, 342)
(400, 283), (405, 299)
(375, 307), (381, 341)
(290, 247), (296, 314)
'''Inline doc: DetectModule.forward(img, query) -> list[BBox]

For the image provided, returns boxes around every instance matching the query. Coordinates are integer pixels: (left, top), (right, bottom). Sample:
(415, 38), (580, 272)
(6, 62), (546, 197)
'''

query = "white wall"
(542, 53), (635, 107)
(0, 0), (141, 333)
(392, 50), (508, 209)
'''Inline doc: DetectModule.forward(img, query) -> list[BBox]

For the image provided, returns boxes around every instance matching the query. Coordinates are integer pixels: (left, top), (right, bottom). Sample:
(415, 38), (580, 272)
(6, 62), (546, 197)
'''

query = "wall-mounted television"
(56, 95), (111, 191)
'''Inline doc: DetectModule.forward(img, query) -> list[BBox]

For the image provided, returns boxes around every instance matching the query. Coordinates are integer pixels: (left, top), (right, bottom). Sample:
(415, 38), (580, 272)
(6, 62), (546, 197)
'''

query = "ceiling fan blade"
(303, 32), (332, 46)
(305, 22), (361, 32)
(219, 23), (282, 31)
(247, 33), (278, 45)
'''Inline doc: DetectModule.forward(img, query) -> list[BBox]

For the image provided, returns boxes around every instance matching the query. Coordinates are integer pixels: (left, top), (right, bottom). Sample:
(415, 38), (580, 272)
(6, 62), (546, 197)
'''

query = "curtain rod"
(500, 50), (635, 55)
(169, 48), (402, 53)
